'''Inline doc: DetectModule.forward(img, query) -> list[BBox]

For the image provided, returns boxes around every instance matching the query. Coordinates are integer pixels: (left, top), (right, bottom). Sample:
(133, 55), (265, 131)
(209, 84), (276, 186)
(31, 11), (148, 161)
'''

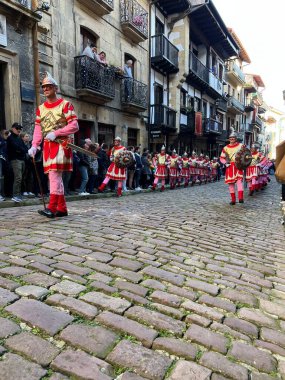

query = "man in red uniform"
(220, 130), (244, 205)
(246, 143), (262, 196)
(180, 152), (190, 187)
(28, 72), (79, 217)
(98, 137), (126, 197)
(152, 146), (169, 192)
(169, 149), (181, 189)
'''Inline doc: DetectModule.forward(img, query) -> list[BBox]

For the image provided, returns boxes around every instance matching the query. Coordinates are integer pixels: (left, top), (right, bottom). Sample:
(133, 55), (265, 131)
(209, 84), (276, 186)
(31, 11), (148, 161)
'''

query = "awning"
(156, 0), (191, 16)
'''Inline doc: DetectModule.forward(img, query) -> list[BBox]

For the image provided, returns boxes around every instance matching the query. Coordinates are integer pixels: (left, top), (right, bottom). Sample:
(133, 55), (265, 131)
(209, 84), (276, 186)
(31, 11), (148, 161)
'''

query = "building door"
(98, 123), (115, 147)
(154, 84), (164, 125)
(75, 120), (94, 145)
(0, 64), (6, 130)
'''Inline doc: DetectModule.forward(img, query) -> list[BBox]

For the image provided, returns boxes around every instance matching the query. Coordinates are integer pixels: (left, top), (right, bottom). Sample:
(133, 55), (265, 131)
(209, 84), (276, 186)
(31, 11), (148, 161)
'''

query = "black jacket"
(7, 132), (27, 161)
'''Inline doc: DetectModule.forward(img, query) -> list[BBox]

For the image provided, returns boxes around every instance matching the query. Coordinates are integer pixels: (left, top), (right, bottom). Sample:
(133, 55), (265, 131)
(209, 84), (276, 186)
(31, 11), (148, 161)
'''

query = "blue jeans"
(79, 165), (89, 192)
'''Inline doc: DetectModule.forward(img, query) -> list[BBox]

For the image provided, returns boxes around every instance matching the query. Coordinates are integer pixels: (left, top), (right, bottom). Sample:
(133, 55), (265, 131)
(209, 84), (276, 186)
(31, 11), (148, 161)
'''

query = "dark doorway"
(98, 123), (115, 147)
(0, 63), (6, 130)
(75, 120), (94, 145)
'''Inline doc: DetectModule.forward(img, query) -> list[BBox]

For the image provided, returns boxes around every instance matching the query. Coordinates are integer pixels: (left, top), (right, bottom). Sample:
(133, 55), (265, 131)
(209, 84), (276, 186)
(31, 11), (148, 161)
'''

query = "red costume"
(180, 153), (190, 187)
(152, 147), (169, 192)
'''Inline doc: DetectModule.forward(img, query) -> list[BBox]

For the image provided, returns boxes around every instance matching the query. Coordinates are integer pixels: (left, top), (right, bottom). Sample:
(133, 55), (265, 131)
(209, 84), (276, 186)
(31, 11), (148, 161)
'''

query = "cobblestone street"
(0, 179), (285, 380)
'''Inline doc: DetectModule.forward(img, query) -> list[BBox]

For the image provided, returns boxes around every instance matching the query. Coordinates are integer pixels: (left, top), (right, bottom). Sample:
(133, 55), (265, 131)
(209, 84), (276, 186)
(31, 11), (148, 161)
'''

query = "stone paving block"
(259, 298), (285, 320)
(27, 261), (53, 274)
(112, 267), (143, 283)
(37, 248), (61, 258)
(184, 278), (219, 295)
(140, 279), (166, 290)
(50, 279), (86, 296)
(228, 341), (277, 373)
(88, 272), (113, 284)
(5, 299), (73, 335)
(0, 353), (47, 380)
(182, 299), (224, 322)
(142, 266), (185, 286)
(114, 280), (148, 297)
(5, 331), (60, 366)
(25, 254), (56, 265)
(118, 372), (146, 380)
(260, 327), (285, 348)
(151, 302), (184, 320)
(167, 284), (196, 301)
(46, 294), (98, 319)
(198, 294), (236, 313)
(59, 324), (118, 358)
(41, 241), (70, 251)
(200, 351), (248, 380)
(89, 280), (118, 294)
(125, 305), (185, 336)
(110, 257), (142, 271)
(51, 261), (91, 276)
(220, 288), (258, 307)
(153, 337), (197, 360)
(84, 261), (113, 273)
(51, 349), (112, 380)
(251, 373), (277, 380)
(185, 313), (212, 327)
(60, 245), (93, 256)
(120, 290), (148, 305)
(54, 253), (85, 263)
(86, 252), (113, 263)
(0, 287), (19, 306)
(96, 310), (158, 347)
(0, 317), (20, 338)
(185, 324), (228, 353)
(238, 308), (278, 328)
(223, 316), (259, 338)
(206, 263), (241, 278)
(241, 273), (272, 288)
(8, 257), (29, 266)
(49, 373), (70, 380)
(167, 360), (211, 380)
(0, 275), (19, 291)
(106, 339), (172, 380)
(80, 291), (131, 314)
(150, 290), (182, 308)
(210, 322), (251, 342)
(0, 266), (32, 277)
(15, 285), (49, 299)
(22, 272), (60, 287)
(254, 339), (285, 356)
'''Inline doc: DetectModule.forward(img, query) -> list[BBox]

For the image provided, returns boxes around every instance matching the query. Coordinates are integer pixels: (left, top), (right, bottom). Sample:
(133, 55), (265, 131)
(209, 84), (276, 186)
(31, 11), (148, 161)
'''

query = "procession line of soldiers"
(151, 147), (221, 192)
(220, 130), (272, 205)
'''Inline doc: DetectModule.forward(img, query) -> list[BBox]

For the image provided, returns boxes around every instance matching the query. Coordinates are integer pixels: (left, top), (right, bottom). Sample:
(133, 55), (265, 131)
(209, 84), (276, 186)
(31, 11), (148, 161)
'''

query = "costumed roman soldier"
(211, 157), (220, 182)
(169, 149), (181, 189)
(180, 152), (190, 187)
(98, 136), (126, 197)
(219, 130), (244, 205)
(152, 145), (169, 192)
(189, 151), (198, 186)
(246, 143), (262, 196)
(204, 155), (211, 183)
(196, 154), (205, 184)
(28, 72), (79, 218)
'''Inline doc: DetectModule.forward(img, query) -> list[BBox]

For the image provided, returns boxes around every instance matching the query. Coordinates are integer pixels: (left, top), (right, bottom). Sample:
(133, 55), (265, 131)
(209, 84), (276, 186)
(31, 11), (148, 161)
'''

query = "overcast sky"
(212, 0), (285, 112)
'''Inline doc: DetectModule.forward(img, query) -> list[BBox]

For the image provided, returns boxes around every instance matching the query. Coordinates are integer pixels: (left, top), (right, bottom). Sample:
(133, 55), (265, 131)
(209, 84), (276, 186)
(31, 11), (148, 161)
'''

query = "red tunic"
(106, 145), (126, 180)
(153, 153), (169, 179)
(220, 143), (244, 184)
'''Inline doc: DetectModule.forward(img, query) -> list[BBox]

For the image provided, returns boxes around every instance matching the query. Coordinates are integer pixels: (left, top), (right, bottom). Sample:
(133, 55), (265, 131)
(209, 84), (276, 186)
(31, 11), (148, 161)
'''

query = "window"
(194, 97), (201, 112)
(218, 63), (223, 81)
(155, 18), (164, 35)
(80, 27), (97, 53)
(180, 90), (187, 110)
(154, 83), (163, 105)
(128, 128), (137, 147)
(124, 53), (136, 78)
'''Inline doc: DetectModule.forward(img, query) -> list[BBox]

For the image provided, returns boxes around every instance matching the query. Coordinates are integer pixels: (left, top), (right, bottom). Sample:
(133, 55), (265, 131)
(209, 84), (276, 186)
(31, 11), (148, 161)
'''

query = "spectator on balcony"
(124, 60), (133, 101)
(98, 51), (108, 67)
(82, 43), (100, 62)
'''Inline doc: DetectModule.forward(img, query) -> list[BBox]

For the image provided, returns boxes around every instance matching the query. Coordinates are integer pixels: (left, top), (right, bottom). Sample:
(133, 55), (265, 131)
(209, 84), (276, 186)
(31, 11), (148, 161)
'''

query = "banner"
(195, 112), (203, 136)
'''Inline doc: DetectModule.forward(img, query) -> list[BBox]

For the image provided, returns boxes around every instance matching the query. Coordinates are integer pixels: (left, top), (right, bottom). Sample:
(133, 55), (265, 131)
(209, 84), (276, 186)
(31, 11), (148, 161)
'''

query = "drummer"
(220, 130), (245, 205)
(98, 136), (126, 197)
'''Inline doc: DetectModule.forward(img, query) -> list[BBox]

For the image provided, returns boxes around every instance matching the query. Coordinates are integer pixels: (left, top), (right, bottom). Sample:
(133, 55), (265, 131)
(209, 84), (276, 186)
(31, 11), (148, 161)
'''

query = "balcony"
(188, 51), (209, 89)
(244, 75), (259, 93)
(180, 112), (195, 134)
(244, 100), (255, 112)
(226, 61), (245, 84)
(151, 34), (179, 74)
(2, 0), (41, 21)
(150, 104), (176, 131)
(120, 0), (148, 43)
(121, 78), (148, 113)
(227, 97), (245, 113)
(240, 123), (253, 134)
(251, 115), (263, 129)
(252, 92), (263, 106)
(74, 56), (115, 104)
(204, 118), (223, 135)
(216, 98), (227, 112)
(208, 72), (223, 96)
(77, 0), (114, 16)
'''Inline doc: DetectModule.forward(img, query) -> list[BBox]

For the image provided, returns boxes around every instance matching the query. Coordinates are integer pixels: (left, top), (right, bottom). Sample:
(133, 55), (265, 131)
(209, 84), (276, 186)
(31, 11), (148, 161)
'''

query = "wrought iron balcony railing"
(228, 97), (245, 113)
(189, 51), (209, 84)
(180, 112), (195, 134)
(209, 72), (223, 96)
(150, 104), (176, 130)
(204, 118), (223, 135)
(120, 0), (148, 43)
(77, 0), (114, 16)
(74, 56), (115, 102)
(151, 34), (179, 74)
(121, 78), (148, 112)
(226, 61), (245, 83)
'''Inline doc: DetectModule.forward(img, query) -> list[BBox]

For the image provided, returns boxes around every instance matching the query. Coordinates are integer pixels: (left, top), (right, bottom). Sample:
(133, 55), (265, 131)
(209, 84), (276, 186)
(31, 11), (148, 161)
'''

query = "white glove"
(45, 132), (56, 141)
(28, 146), (38, 157)
(225, 163), (230, 167)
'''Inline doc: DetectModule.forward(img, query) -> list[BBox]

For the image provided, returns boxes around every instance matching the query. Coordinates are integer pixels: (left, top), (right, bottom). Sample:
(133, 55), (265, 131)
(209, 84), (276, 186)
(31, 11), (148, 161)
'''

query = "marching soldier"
(169, 149), (181, 190)
(98, 136), (126, 197)
(219, 130), (244, 205)
(28, 72), (79, 217)
(152, 146), (169, 192)
(180, 152), (190, 187)
(246, 143), (262, 196)
(189, 151), (198, 186)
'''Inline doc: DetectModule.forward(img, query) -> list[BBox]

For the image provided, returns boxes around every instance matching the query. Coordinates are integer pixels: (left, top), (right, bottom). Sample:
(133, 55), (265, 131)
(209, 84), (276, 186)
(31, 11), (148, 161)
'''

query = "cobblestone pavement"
(0, 179), (285, 380)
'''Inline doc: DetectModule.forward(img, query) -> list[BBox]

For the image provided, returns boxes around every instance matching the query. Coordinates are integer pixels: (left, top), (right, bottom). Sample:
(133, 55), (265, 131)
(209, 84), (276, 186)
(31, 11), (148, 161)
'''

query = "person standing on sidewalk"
(134, 146), (142, 191)
(7, 123), (27, 203)
(28, 72), (79, 218)
(0, 130), (9, 201)
(219, 130), (244, 205)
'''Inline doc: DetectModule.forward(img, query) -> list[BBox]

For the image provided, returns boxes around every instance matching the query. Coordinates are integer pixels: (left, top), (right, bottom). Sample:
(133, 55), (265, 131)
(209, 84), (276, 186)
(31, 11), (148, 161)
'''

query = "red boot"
(47, 193), (58, 214)
(151, 184), (156, 191)
(117, 187), (122, 197)
(238, 191), (244, 203)
(160, 185), (165, 192)
(56, 194), (68, 217)
(98, 183), (106, 192)
(230, 193), (236, 205)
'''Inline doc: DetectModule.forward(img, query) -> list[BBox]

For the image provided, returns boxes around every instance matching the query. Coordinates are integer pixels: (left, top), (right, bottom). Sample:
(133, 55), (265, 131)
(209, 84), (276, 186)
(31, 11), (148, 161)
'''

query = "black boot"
(55, 211), (68, 217)
(38, 208), (55, 218)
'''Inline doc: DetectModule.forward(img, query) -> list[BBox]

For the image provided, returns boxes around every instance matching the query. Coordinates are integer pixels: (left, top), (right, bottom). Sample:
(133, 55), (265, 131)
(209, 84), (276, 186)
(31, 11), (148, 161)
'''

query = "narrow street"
(0, 179), (285, 379)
